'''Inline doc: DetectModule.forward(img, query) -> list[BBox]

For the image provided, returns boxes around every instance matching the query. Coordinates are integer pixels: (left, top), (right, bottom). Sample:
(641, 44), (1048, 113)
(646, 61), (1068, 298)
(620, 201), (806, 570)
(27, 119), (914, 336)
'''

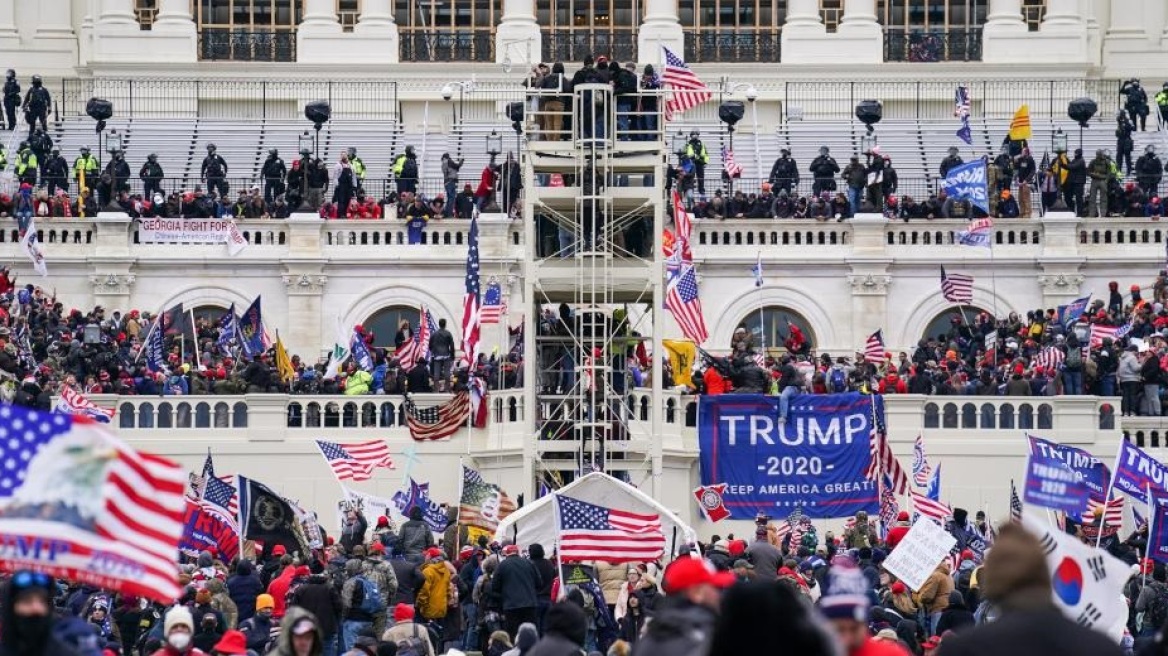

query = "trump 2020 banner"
(1113, 440), (1168, 500)
(1024, 454), (1090, 515)
(1027, 435), (1109, 502)
(698, 393), (879, 519)
(179, 498), (240, 563)
(942, 159), (989, 214)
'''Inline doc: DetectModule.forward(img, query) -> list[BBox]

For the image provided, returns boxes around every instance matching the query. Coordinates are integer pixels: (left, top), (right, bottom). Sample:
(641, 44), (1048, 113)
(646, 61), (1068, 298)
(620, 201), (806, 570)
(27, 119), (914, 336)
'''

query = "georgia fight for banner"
(698, 392), (880, 519)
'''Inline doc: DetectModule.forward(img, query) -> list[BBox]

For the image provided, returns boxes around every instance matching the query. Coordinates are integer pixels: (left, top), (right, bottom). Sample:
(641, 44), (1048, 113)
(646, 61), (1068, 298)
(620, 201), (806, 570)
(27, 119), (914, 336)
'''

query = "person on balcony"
(996, 190), (1019, 219)
(1063, 149), (1087, 216)
(2, 69), (19, 131)
(202, 144), (229, 199)
(1136, 145), (1163, 198)
(768, 149), (799, 197)
(1014, 147), (1036, 218)
(441, 153), (464, 218)
(939, 146), (963, 179)
(809, 147), (839, 197)
(1086, 149), (1112, 219)
(262, 149), (287, 205)
(613, 62), (638, 142)
(139, 153), (164, 203)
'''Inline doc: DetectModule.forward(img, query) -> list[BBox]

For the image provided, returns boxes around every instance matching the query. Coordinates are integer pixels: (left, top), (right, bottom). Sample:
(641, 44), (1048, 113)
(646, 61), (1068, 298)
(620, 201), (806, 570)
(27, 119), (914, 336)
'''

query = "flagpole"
(1146, 482), (1156, 578)
(456, 457), (465, 553)
(189, 308), (201, 368)
(552, 491), (565, 601)
(1096, 440), (1123, 549)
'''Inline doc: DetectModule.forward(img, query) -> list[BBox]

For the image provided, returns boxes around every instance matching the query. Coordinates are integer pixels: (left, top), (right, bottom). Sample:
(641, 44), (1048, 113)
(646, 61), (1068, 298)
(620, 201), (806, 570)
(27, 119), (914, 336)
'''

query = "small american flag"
(864, 329), (885, 363)
(314, 439), (395, 481)
(788, 516), (810, 549)
(940, 265), (974, 304)
(555, 495), (664, 563)
(460, 215), (481, 366)
(912, 434), (932, 488)
(1089, 323), (1125, 348)
(480, 280), (507, 324)
(671, 189), (693, 258)
(865, 399), (908, 495)
(404, 392), (471, 441)
(1033, 346), (1065, 372)
(721, 146), (742, 178)
(879, 473), (899, 540)
(0, 406), (186, 603)
(911, 489), (952, 525)
(954, 85), (971, 119)
(1083, 496), (1124, 528)
(395, 306), (435, 372)
(1010, 480), (1023, 523)
(665, 264), (709, 344)
(661, 46), (712, 121)
(199, 452), (239, 531)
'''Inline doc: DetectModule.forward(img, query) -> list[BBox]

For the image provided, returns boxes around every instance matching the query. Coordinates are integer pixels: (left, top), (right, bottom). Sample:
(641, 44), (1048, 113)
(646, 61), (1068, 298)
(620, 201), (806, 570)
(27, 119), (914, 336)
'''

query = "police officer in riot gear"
(43, 148), (69, 196)
(2, 70), (19, 131)
(140, 153), (164, 201)
(768, 148), (800, 196)
(1136, 145), (1164, 198)
(1121, 78), (1149, 131)
(21, 75), (50, 137)
(261, 148), (286, 204)
(201, 143), (229, 197)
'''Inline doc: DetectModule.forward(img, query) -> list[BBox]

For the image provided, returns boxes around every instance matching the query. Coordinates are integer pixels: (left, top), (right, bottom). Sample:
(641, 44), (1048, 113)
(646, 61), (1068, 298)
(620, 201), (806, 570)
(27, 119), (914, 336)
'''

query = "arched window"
(921, 308), (994, 346)
(364, 305), (423, 349)
(738, 306), (816, 357)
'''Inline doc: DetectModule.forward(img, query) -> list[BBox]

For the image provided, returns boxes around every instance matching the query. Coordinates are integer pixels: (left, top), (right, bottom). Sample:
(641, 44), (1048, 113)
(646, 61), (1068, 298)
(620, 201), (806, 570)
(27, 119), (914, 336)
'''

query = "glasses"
(11, 571), (51, 590)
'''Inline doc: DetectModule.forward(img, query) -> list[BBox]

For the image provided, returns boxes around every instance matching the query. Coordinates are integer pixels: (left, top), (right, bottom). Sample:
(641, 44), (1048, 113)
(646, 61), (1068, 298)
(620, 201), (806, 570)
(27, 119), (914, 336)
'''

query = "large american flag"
(911, 489), (952, 525)
(480, 280), (507, 324)
(1083, 496), (1124, 529)
(865, 398), (908, 495)
(1033, 346), (1065, 371)
(395, 306), (435, 372)
(911, 434), (932, 488)
(404, 392), (470, 441)
(661, 46), (712, 121)
(314, 439), (394, 481)
(940, 265), (974, 304)
(199, 452), (239, 531)
(670, 189), (693, 260)
(864, 329), (885, 363)
(721, 146), (742, 178)
(555, 495), (664, 563)
(461, 215), (481, 366)
(0, 406), (185, 603)
(1090, 322), (1132, 347)
(665, 264), (709, 344)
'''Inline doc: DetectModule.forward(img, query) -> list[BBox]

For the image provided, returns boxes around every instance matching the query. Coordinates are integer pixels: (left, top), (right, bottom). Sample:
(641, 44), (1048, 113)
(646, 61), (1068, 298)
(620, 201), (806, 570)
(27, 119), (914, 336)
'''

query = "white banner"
(338, 485), (397, 531)
(138, 218), (248, 256)
(882, 517), (958, 591)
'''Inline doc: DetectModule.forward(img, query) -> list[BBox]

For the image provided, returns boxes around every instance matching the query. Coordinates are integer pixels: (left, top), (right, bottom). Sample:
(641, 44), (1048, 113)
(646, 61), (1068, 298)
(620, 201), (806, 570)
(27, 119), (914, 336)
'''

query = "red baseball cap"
(922, 637), (941, 649)
(662, 556), (735, 594)
(271, 545), (287, 556)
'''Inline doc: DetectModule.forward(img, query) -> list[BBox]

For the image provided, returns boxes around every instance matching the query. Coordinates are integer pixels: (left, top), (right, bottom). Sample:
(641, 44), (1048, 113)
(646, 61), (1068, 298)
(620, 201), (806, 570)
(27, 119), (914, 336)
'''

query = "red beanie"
(891, 581), (907, 595)
(393, 603), (415, 623)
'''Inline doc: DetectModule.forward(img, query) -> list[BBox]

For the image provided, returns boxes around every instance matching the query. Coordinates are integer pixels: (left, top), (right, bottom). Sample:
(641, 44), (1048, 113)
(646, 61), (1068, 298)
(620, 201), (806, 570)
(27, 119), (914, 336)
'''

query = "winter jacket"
(935, 591), (976, 635)
(228, 561), (265, 622)
(1119, 352), (1142, 383)
(382, 620), (435, 656)
(442, 157), (464, 184)
(492, 555), (542, 611)
(268, 566), (297, 619)
(744, 539), (782, 581)
(629, 600), (715, 656)
(289, 575), (341, 638)
(917, 563), (955, 614)
(590, 562), (627, 606)
(398, 519), (435, 558)
(360, 556), (399, 607)
(935, 607), (1122, 656)
(207, 578), (239, 630)
(339, 513), (368, 552)
(265, 607), (324, 656)
(416, 561), (453, 620)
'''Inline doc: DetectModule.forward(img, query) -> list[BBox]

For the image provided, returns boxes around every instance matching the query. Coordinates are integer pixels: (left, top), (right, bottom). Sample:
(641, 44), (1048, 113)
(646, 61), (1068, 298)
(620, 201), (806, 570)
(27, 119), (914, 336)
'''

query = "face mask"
(168, 632), (191, 650)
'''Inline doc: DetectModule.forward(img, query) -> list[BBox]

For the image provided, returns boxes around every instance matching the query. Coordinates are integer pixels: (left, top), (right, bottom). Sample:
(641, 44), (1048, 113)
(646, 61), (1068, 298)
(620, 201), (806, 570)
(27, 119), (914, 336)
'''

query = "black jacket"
(398, 519), (435, 557)
(491, 555), (543, 611)
(429, 328), (455, 358)
(629, 600), (715, 656)
(290, 576), (342, 637)
(530, 557), (557, 601)
(935, 607), (1122, 656)
(227, 560), (265, 621)
(768, 156), (799, 185)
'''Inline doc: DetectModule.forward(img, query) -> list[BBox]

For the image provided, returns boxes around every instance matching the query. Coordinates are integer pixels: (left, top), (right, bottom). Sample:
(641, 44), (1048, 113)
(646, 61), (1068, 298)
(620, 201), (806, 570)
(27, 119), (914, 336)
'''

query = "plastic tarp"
(493, 472), (698, 553)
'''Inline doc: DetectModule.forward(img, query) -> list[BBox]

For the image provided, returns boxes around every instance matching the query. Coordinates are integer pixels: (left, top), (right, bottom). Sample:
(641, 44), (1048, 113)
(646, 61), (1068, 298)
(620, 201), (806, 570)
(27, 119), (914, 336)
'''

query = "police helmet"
(80, 145), (90, 153)
(269, 148), (278, 157)
(4, 70), (13, 79)
(18, 141), (27, 150)
(51, 149), (59, 155)
(31, 75), (41, 86)
(148, 153), (157, 160)
(206, 143), (216, 151)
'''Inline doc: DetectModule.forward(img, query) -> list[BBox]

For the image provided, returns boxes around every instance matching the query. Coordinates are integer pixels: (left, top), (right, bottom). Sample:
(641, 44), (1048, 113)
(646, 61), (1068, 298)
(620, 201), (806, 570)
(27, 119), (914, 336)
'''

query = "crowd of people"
(0, 499), (1153, 656)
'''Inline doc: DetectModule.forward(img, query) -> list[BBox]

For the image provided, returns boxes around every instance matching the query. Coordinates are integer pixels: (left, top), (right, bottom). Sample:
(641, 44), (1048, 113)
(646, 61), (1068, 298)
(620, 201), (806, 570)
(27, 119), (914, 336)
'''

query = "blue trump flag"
(217, 303), (237, 350)
(1113, 440), (1168, 500)
(942, 159), (990, 214)
(1057, 295), (1092, 326)
(698, 392), (880, 519)
(1027, 434), (1109, 502)
(392, 479), (449, 532)
(145, 319), (165, 372)
(1150, 498), (1168, 563)
(351, 329), (374, 371)
(1024, 453), (1090, 515)
(238, 297), (266, 357)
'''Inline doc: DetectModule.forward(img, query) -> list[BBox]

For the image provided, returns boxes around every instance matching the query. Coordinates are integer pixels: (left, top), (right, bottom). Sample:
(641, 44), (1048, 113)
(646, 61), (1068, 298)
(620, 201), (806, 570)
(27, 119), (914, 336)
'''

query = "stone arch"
(738, 305), (818, 354)
(898, 284), (1016, 349)
(153, 285), (255, 313)
(342, 284), (457, 336)
(919, 305), (996, 343)
(712, 285), (836, 351)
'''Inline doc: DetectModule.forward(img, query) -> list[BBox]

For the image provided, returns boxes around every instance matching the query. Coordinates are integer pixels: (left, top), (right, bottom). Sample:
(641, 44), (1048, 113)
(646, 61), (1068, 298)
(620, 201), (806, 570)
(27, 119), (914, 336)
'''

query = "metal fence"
(883, 28), (982, 63)
(400, 31), (494, 62)
(684, 29), (781, 63)
(541, 30), (637, 64)
(199, 30), (296, 62)
(58, 78), (399, 121)
(783, 78), (1124, 122)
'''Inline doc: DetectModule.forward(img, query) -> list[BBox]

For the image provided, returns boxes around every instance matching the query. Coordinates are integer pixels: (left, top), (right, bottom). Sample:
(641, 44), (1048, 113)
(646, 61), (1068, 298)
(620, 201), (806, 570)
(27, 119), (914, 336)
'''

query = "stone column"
(1106, 0), (1145, 38)
(133, 0), (198, 62)
(847, 214), (891, 349)
(297, 0), (347, 64)
(153, 0), (196, 31)
(981, 0), (1028, 63)
(1031, 0), (1087, 63)
(354, 0), (400, 64)
(1080, 0), (1100, 65)
(0, 0), (16, 41)
(637, 0), (684, 66)
(784, 0), (879, 64)
(1041, 0), (1084, 28)
(496, 0), (541, 67)
(784, 0), (825, 30)
(36, 0), (77, 39)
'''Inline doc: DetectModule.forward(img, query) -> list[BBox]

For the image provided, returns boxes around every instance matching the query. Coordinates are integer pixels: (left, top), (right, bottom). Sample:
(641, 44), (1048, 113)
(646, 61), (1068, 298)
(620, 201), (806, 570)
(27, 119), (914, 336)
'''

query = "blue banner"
(239, 296), (266, 357)
(1057, 295), (1092, 326)
(698, 393), (879, 519)
(942, 159), (989, 213)
(1024, 454), (1091, 514)
(1114, 440), (1168, 500)
(392, 478), (449, 532)
(351, 330), (374, 371)
(1026, 435), (1109, 501)
(1150, 500), (1168, 564)
(145, 320), (165, 373)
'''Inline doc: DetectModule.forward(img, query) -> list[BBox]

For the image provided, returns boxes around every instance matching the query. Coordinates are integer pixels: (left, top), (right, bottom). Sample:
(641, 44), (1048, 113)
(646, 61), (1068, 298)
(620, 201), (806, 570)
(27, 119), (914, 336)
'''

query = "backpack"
(829, 365), (848, 393)
(1065, 346), (1082, 371)
(1147, 584), (1168, 631)
(397, 623), (427, 656)
(355, 575), (385, 615)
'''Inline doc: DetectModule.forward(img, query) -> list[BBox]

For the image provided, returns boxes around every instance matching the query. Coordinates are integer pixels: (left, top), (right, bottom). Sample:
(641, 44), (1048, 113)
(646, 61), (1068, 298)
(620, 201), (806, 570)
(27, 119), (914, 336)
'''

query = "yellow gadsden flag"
(663, 339), (697, 388)
(275, 331), (296, 384)
(1009, 104), (1031, 141)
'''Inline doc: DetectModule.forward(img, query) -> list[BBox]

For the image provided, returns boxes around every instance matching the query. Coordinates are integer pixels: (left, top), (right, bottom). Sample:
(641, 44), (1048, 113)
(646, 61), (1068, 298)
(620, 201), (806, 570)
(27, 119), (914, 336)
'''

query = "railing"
(783, 79), (1123, 122)
(59, 78), (399, 121)
(199, 30), (296, 63)
(540, 30), (637, 64)
(683, 29), (781, 63)
(883, 28), (982, 63)
(693, 219), (851, 248)
(400, 30), (494, 62)
(885, 220), (1042, 248)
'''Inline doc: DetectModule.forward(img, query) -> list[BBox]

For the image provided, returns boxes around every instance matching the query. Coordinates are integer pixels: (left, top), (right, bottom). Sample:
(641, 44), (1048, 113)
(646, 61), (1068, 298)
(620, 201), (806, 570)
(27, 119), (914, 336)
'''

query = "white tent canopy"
(493, 472), (698, 553)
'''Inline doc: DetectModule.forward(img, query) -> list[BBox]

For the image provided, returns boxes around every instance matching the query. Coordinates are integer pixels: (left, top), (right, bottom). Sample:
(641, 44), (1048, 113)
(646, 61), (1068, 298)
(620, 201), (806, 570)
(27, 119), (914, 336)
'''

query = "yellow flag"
(1009, 104), (1031, 141)
(275, 332), (295, 383)
(663, 339), (697, 388)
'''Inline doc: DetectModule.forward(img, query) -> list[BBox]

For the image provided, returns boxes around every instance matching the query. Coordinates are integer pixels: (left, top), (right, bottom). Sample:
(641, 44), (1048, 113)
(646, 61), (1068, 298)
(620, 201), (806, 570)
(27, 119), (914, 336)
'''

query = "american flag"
(1134, 503), (1147, 530)
(1033, 346), (1065, 371)
(954, 85), (971, 119)
(461, 215), (481, 366)
(912, 434), (932, 487)
(0, 406), (186, 603)
(661, 46), (712, 121)
(480, 280), (507, 324)
(864, 329), (885, 363)
(54, 387), (115, 423)
(671, 189), (693, 260)
(879, 473), (899, 540)
(555, 495), (665, 563)
(217, 303), (237, 349)
(911, 489), (952, 525)
(404, 392), (470, 441)
(395, 306), (435, 372)
(1010, 480), (1023, 523)
(721, 146), (742, 178)
(199, 451), (239, 531)
(865, 398), (909, 495)
(314, 439), (395, 481)
(940, 265), (974, 304)
(1083, 496), (1124, 529)
(1089, 323), (1126, 348)
(788, 516), (810, 550)
(665, 264), (709, 344)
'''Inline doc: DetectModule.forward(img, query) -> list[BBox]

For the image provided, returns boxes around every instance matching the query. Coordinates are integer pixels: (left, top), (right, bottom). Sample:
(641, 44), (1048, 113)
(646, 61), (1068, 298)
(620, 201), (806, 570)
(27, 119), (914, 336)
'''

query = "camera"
(754, 512), (771, 526)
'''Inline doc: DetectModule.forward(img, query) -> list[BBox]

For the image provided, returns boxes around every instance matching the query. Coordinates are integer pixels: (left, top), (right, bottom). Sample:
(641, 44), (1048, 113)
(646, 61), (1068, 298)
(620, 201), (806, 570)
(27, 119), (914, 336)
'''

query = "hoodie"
(502, 622), (540, 656)
(526, 602), (586, 656)
(0, 577), (79, 656)
(227, 560), (264, 622)
(267, 607), (323, 656)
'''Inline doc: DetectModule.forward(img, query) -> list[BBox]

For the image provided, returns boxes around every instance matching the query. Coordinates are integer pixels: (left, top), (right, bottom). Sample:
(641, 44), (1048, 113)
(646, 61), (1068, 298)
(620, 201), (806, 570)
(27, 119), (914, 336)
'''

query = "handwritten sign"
(881, 517), (957, 591)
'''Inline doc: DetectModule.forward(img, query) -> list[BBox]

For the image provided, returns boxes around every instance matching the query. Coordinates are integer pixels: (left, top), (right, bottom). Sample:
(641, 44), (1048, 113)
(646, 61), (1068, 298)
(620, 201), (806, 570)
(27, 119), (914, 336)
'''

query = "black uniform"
(99, 154), (131, 206)
(809, 152), (840, 195)
(43, 151), (69, 196)
(201, 151), (229, 197)
(768, 153), (799, 195)
(940, 153), (964, 178)
(29, 129), (51, 175)
(1121, 79), (1149, 131)
(261, 153), (287, 204)
(140, 157), (165, 201)
(1116, 114), (1135, 174)
(1135, 149), (1163, 197)
(3, 74), (20, 130)
(22, 79), (50, 136)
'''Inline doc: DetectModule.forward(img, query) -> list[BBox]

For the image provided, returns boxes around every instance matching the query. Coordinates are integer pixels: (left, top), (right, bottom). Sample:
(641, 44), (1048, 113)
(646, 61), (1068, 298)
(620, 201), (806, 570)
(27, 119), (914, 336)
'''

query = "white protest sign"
(882, 517), (958, 591)
(338, 485), (397, 530)
(138, 217), (249, 256)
